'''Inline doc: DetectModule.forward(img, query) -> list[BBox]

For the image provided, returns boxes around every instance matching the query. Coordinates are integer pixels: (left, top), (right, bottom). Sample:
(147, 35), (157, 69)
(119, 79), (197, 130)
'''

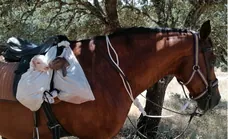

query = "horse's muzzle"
(196, 85), (221, 111)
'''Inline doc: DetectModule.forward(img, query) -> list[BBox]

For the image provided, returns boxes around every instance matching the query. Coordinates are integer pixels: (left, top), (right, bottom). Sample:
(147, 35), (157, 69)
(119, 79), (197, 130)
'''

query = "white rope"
(197, 70), (209, 87)
(106, 36), (134, 101)
(183, 70), (196, 85)
(105, 36), (173, 118)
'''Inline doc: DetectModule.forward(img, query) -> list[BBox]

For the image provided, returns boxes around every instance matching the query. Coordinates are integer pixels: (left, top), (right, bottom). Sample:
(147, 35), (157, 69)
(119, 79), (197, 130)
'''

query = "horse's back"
(0, 62), (18, 101)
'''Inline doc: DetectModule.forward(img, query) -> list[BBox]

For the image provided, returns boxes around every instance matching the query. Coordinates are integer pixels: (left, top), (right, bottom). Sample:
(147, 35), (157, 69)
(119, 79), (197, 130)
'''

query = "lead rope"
(105, 36), (172, 118)
(134, 94), (201, 139)
(173, 108), (197, 139)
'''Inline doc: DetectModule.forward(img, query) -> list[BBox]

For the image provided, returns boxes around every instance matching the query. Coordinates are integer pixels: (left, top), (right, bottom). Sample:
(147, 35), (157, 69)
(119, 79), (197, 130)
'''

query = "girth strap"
(41, 45), (71, 139)
(33, 112), (40, 139)
(42, 101), (62, 139)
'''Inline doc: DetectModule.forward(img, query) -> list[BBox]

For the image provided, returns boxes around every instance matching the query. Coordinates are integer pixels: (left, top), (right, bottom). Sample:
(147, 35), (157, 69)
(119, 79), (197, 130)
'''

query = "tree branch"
(76, 0), (107, 24)
(141, 11), (159, 25)
(93, 0), (105, 16)
(184, 0), (224, 28)
(20, 0), (40, 23)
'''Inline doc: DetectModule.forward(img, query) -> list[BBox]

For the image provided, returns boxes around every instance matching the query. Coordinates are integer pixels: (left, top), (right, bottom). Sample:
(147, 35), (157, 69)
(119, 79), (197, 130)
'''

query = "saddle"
(3, 35), (69, 62)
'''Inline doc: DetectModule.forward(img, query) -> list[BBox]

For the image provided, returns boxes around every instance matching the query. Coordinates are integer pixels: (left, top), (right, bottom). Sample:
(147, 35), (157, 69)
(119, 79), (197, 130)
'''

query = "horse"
(0, 20), (220, 139)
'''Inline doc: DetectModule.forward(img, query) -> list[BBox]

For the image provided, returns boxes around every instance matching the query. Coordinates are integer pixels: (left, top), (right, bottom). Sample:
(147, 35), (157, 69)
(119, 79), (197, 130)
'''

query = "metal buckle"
(48, 124), (60, 129)
(193, 65), (200, 70)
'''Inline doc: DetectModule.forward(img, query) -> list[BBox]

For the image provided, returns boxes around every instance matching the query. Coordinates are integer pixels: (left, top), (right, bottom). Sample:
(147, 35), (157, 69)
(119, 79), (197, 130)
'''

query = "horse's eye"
(36, 62), (40, 64)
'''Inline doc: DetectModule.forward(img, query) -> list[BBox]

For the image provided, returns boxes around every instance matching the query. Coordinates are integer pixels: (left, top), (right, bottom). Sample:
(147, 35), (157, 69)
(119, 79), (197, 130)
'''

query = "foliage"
(0, 0), (226, 65)
(202, 4), (227, 70)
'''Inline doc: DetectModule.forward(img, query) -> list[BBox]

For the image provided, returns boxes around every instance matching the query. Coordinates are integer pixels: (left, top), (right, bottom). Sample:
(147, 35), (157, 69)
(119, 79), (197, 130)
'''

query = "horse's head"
(176, 21), (220, 112)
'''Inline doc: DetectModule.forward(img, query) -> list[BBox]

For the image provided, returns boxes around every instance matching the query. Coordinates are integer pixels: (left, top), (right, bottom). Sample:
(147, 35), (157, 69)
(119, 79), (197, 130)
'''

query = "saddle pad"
(0, 62), (18, 101)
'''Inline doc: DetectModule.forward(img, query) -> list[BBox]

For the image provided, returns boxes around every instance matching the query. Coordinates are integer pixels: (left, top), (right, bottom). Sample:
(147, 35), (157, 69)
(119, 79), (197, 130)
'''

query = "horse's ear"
(199, 20), (211, 40)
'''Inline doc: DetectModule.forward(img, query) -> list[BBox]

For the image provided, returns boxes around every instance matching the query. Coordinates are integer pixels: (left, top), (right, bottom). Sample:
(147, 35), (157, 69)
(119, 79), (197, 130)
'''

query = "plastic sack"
(52, 42), (95, 104)
(16, 41), (95, 111)
(16, 55), (53, 111)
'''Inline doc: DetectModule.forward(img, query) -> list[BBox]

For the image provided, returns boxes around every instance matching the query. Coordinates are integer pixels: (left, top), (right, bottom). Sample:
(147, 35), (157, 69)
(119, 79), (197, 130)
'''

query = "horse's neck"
(77, 33), (193, 100)
(122, 33), (193, 98)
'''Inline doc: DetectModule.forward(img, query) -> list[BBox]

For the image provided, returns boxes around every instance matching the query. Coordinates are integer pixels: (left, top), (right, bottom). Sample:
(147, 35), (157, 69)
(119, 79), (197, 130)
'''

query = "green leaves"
(0, 0), (226, 69)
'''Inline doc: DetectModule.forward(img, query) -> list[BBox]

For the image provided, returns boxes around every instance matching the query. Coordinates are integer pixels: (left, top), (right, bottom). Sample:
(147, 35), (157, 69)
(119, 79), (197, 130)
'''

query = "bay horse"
(0, 21), (220, 139)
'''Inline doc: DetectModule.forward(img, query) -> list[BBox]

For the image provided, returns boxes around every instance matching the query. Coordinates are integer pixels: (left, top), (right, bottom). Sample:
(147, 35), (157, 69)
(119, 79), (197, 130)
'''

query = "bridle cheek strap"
(181, 66), (209, 100)
(178, 32), (209, 100)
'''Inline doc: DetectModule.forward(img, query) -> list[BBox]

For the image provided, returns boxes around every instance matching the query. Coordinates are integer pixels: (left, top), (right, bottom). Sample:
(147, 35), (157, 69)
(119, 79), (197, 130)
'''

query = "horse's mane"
(95, 27), (189, 40)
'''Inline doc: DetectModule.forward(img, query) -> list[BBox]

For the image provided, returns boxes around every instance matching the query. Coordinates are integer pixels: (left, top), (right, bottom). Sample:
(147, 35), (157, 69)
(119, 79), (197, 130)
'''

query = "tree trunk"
(137, 75), (173, 138)
(104, 0), (121, 33)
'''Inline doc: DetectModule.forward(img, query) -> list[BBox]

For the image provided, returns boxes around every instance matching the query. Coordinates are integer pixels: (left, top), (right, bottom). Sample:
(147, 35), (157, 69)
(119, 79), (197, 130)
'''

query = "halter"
(178, 32), (218, 110)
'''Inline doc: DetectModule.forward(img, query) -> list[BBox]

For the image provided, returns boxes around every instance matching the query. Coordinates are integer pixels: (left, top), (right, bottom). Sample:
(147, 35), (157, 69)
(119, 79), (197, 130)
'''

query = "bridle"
(178, 32), (218, 111)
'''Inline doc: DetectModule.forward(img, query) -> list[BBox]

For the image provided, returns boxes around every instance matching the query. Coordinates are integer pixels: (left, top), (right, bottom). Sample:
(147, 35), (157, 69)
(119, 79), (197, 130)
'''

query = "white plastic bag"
(16, 41), (95, 111)
(53, 42), (95, 104)
(16, 56), (52, 111)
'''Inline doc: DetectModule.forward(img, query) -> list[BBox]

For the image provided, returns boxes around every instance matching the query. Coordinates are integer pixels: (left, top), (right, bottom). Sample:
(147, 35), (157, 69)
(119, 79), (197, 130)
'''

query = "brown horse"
(0, 21), (220, 139)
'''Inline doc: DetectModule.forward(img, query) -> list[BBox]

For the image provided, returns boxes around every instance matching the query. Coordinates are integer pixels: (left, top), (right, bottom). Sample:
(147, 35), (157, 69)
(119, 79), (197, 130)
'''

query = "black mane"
(113, 27), (188, 35)
(95, 27), (189, 39)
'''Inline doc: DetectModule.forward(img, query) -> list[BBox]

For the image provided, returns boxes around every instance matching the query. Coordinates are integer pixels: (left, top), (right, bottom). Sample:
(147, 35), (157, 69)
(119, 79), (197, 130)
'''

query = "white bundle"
(16, 40), (95, 111)
(51, 41), (95, 104)
(16, 55), (52, 111)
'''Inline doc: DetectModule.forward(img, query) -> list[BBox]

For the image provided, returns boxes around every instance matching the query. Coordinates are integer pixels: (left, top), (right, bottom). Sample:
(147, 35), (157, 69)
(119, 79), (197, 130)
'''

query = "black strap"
(33, 112), (39, 139)
(42, 101), (61, 139)
(42, 46), (71, 139)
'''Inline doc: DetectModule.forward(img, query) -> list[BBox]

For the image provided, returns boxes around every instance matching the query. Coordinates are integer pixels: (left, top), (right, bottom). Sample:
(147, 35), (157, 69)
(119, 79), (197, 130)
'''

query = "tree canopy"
(0, 0), (226, 69)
